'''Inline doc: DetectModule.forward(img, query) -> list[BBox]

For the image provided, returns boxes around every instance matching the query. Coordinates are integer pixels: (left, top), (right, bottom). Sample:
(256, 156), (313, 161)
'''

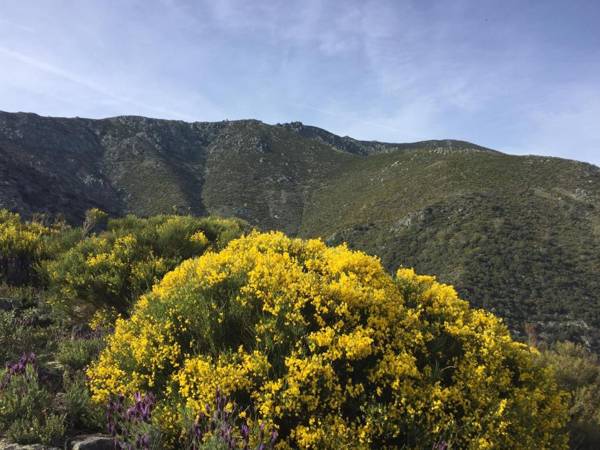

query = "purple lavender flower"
(193, 421), (203, 439)
(184, 390), (280, 450)
(106, 392), (156, 450)
(1, 352), (36, 390)
(240, 423), (250, 442)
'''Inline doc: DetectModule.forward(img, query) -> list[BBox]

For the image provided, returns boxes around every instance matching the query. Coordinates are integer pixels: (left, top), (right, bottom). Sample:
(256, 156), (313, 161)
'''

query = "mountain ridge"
(2, 110), (600, 351)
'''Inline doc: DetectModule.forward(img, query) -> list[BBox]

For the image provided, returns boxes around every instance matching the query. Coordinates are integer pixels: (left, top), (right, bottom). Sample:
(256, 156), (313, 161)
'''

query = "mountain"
(2, 110), (600, 351)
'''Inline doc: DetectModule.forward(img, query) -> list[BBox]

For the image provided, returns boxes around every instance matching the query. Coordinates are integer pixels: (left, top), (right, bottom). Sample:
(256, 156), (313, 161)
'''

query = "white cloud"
(0, 0), (598, 166)
(511, 83), (600, 165)
(0, 44), (221, 121)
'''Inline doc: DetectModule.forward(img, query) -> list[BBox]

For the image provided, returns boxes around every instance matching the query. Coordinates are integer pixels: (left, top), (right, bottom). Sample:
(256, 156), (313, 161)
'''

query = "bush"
(106, 392), (163, 450)
(0, 356), (66, 446)
(45, 214), (247, 317)
(0, 289), (59, 363)
(0, 210), (52, 285)
(6, 414), (66, 446)
(0, 353), (104, 445)
(88, 231), (569, 449)
(61, 373), (105, 432)
(539, 342), (600, 449)
(82, 208), (108, 237)
(57, 336), (106, 373)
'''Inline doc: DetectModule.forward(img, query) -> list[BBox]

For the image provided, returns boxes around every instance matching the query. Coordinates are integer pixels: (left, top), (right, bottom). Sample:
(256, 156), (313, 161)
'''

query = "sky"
(1, 0), (599, 165)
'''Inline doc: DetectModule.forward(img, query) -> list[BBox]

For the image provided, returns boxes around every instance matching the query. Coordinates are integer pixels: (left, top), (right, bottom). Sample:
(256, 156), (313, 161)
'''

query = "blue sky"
(1, 0), (599, 165)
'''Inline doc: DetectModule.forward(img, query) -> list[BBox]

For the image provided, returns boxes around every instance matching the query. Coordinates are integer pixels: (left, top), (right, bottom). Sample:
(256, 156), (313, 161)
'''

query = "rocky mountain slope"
(2, 110), (599, 350)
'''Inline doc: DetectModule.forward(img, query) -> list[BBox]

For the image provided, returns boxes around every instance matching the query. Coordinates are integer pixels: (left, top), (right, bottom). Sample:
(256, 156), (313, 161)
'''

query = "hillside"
(1, 110), (600, 350)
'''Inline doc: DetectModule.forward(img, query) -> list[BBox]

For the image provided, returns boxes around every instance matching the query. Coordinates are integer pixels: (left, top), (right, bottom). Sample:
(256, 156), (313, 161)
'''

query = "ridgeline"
(2, 110), (599, 351)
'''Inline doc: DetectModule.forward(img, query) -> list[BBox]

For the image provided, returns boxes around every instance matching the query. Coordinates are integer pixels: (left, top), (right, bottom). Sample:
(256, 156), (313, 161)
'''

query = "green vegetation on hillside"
(539, 342), (600, 449)
(45, 213), (247, 318)
(0, 210), (247, 446)
(0, 210), (599, 449)
(308, 150), (600, 352)
(2, 111), (600, 353)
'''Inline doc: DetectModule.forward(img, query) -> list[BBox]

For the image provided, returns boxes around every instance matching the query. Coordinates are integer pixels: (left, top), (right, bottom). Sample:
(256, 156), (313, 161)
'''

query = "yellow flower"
(87, 231), (569, 449)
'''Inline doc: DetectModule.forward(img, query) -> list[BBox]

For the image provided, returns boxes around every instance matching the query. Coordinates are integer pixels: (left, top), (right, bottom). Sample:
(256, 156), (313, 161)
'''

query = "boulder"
(70, 435), (113, 450)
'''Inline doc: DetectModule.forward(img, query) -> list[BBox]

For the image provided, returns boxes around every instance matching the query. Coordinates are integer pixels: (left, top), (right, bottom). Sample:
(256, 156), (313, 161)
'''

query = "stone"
(0, 439), (60, 450)
(0, 298), (14, 311)
(70, 435), (114, 450)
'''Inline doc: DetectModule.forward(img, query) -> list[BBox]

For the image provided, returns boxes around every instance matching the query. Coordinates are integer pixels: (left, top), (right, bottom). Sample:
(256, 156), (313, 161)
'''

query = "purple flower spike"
(126, 406), (137, 420)
(240, 423), (250, 441)
(193, 422), (203, 439)
(1, 352), (38, 390)
(105, 392), (155, 450)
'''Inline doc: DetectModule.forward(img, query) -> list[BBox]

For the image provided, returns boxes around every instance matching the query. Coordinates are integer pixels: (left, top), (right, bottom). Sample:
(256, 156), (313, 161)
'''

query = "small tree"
(82, 208), (108, 237)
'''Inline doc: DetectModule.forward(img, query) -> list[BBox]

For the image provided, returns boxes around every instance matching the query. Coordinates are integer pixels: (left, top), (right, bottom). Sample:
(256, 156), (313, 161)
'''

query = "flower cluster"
(88, 231), (569, 449)
(107, 392), (157, 450)
(1, 352), (36, 389)
(186, 390), (277, 450)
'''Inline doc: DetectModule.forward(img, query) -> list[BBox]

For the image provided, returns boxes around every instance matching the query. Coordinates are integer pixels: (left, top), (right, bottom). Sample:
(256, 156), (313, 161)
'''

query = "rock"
(0, 298), (14, 311)
(70, 323), (93, 339)
(0, 439), (60, 450)
(70, 435), (114, 450)
(37, 361), (64, 388)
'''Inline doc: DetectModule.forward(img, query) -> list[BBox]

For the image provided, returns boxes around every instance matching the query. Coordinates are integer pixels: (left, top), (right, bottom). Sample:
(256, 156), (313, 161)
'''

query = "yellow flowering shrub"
(88, 231), (568, 449)
(45, 214), (247, 317)
(0, 209), (53, 285)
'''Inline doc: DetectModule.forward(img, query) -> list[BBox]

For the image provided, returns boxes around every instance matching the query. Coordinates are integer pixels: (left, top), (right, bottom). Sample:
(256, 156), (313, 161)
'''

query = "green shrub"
(539, 342), (600, 450)
(0, 362), (65, 446)
(0, 283), (40, 308)
(44, 214), (247, 318)
(57, 336), (106, 372)
(6, 414), (66, 446)
(82, 208), (108, 237)
(0, 296), (59, 363)
(61, 373), (104, 432)
(0, 310), (50, 362)
(43, 224), (85, 258)
(0, 353), (104, 445)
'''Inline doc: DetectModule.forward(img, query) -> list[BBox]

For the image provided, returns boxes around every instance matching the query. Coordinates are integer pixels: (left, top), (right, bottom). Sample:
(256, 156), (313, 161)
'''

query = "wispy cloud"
(0, 18), (36, 33)
(292, 101), (410, 136)
(0, 46), (196, 120)
(510, 82), (600, 163)
(0, 0), (598, 164)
